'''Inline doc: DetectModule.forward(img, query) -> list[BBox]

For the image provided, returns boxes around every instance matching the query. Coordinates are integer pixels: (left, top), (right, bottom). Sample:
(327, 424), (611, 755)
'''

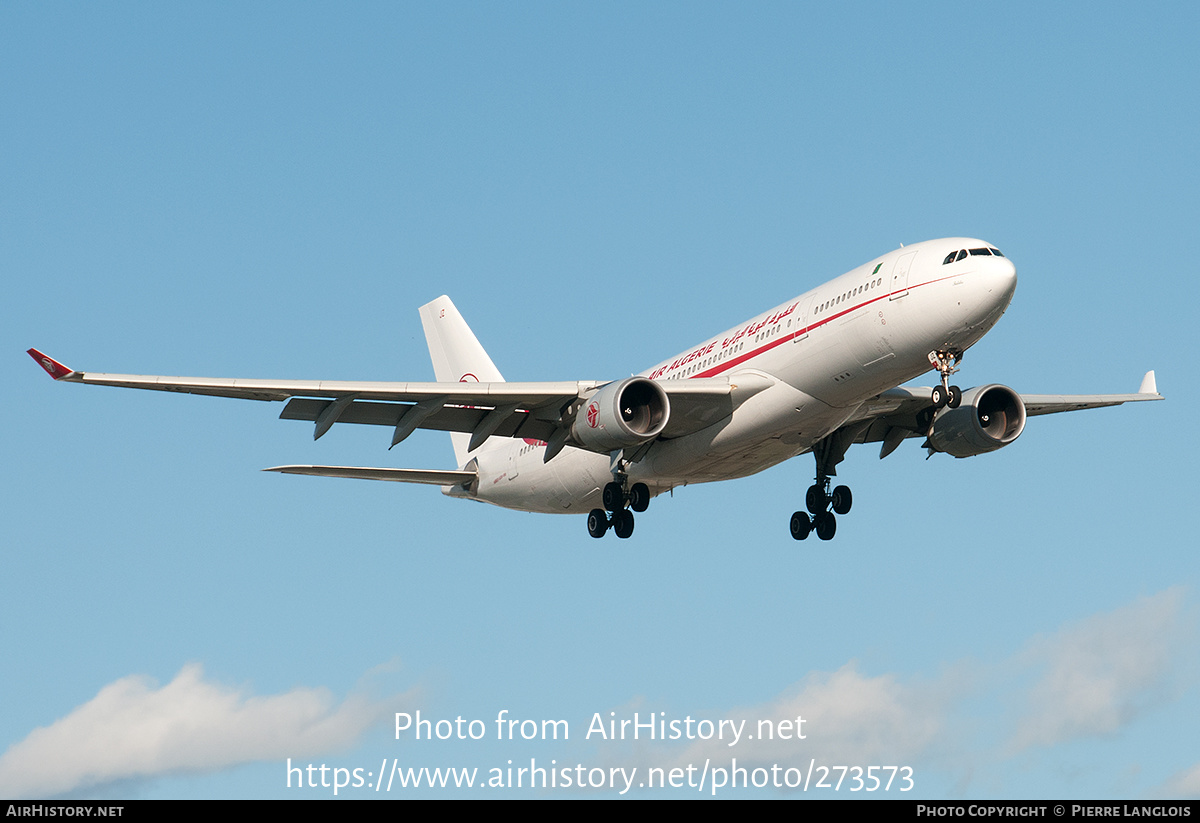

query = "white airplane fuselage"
(457, 237), (1018, 514)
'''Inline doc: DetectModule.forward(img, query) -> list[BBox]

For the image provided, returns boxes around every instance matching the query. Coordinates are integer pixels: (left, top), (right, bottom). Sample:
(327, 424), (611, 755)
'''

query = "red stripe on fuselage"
(674, 272), (960, 380)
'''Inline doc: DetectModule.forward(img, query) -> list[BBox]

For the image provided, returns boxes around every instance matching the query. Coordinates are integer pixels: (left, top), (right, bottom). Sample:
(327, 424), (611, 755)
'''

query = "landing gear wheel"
(629, 483), (650, 513)
(806, 484), (828, 515)
(931, 385), (947, 409)
(814, 511), (837, 541)
(947, 385), (962, 408)
(831, 485), (853, 515)
(602, 482), (624, 512)
(790, 511), (811, 540)
(587, 509), (609, 538)
(613, 508), (635, 539)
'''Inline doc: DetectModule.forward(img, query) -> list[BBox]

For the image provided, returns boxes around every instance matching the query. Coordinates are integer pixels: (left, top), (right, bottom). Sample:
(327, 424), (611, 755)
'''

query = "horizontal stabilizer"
(264, 465), (476, 487)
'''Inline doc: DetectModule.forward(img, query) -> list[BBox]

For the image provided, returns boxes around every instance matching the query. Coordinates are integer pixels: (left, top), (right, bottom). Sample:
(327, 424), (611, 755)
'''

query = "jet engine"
(571, 377), (670, 451)
(928, 384), (1026, 458)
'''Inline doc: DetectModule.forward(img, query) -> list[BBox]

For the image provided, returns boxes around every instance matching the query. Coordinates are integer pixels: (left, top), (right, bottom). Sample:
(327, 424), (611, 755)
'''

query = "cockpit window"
(945, 246), (1005, 263)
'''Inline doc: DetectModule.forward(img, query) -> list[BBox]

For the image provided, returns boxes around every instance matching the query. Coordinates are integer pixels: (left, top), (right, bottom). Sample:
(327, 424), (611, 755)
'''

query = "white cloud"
(0, 663), (400, 798)
(1155, 762), (1200, 798)
(1007, 587), (1190, 752)
(670, 661), (964, 775)
(651, 589), (1194, 796)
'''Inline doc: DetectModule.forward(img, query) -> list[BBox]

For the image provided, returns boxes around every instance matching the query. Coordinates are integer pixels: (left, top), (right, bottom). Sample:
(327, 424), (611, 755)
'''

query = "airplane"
(28, 237), (1162, 541)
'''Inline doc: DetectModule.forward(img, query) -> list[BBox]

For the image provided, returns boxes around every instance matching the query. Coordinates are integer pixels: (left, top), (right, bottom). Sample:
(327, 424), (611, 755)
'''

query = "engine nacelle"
(571, 377), (670, 452)
(928, 384), (1026, 458)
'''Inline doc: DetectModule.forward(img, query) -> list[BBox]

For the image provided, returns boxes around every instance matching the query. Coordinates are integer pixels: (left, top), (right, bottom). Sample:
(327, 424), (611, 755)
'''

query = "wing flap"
(278, 398), (560, 442)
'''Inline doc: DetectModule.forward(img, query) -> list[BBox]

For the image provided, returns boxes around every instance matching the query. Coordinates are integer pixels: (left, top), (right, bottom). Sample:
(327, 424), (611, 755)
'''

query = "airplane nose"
(972, 256), (1017, 326)
(952, 254), (1018, 339)
(995, 257), (1017, 303)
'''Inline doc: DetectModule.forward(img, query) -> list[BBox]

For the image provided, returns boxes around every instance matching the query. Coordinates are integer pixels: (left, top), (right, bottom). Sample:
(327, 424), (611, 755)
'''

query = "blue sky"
(3, 1), (1197, 798)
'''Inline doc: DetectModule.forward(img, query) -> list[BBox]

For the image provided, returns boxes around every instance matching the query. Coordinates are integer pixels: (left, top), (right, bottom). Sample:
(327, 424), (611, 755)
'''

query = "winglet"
(1138, 370), (1157, 395)
(27, 349), (77, 381)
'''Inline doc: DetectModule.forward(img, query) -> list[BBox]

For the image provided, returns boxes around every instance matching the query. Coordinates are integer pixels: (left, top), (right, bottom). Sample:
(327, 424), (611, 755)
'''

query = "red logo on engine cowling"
(586, 401), (599, 428)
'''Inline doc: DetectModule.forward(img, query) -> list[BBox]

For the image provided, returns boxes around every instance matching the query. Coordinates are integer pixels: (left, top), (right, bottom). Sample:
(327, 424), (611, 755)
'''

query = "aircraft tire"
(790, 511), (811, 540)
(602, 482), (624, 512)
(931, 385), (947, 408)
(587, 509), (609, 538)
(815, 512), (837, 541)
(947, 386), (962, 408)
(629, 483), (650, 513)
(613, 509), (635, 539)
(831, 485), (852, 515)
(806, 484), (827, 515)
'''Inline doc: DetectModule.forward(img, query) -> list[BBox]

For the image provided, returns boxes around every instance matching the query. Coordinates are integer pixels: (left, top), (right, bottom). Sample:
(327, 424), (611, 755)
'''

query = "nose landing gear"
(929, 349), (963, 409)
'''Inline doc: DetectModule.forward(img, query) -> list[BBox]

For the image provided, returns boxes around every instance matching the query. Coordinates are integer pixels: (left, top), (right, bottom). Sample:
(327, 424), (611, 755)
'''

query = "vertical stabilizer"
(418, 296), (505, 466)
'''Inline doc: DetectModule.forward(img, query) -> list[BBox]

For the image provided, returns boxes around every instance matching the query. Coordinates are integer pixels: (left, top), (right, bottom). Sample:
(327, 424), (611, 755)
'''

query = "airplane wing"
(844, 371), (1163, 459)
(27, 349), (770, 452)
(1018, 370), (1162, 416)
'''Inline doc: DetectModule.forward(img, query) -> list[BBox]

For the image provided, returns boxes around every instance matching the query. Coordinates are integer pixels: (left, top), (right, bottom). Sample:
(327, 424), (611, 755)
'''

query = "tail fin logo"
(27, 349), (71, 380)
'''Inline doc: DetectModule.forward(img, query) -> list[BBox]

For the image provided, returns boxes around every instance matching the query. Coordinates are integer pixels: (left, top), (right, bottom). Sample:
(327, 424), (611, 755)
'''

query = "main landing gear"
(929, 349), (963, 409)
(587, 476), (650, 539)
(790, 476), (852, 541)
(790, 424), (866, 541)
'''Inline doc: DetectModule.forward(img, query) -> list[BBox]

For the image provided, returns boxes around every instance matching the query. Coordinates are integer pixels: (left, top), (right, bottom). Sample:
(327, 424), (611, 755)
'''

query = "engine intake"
(928, 384), (1026, 458)
(571, 377), (670, 451)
